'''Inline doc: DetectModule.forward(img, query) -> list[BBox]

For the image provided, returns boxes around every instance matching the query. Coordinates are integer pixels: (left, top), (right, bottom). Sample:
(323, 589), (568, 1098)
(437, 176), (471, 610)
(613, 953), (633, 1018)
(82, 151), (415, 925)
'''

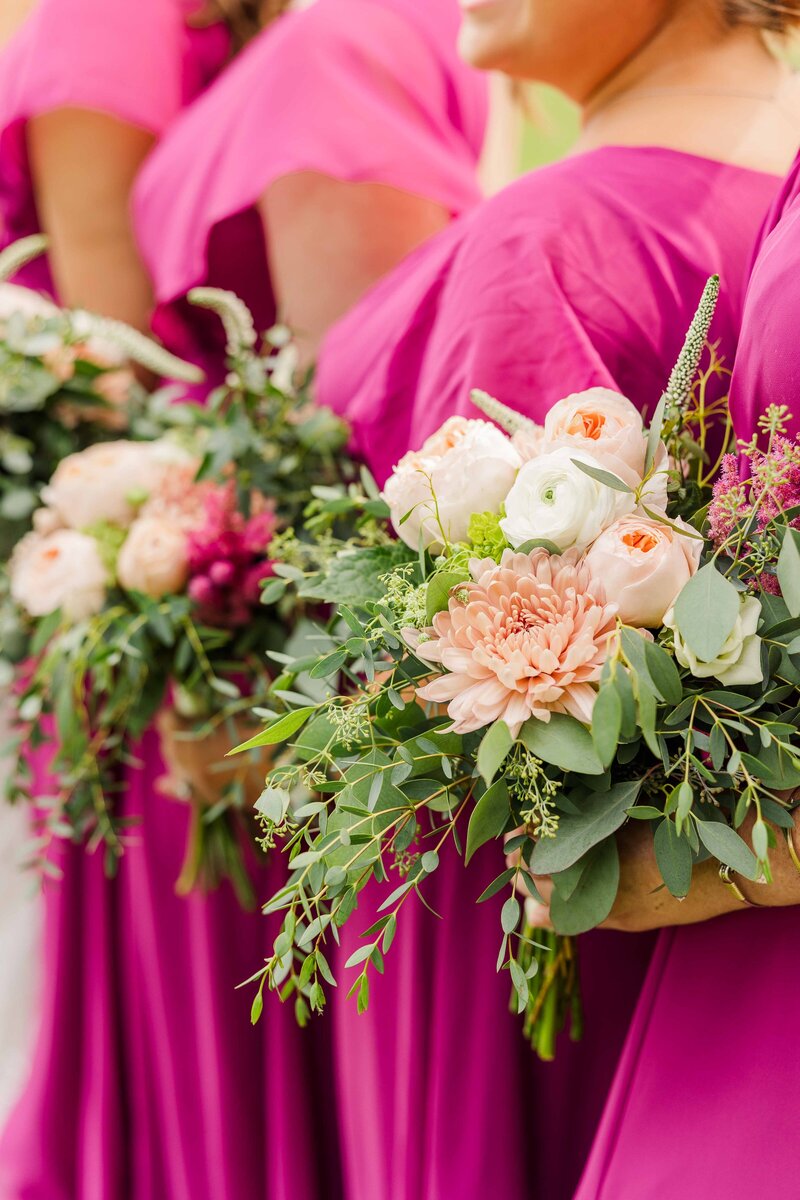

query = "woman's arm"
(518, 806), (800, 933)
(28, 108), (155, 328)
(261, 172), (450, 363)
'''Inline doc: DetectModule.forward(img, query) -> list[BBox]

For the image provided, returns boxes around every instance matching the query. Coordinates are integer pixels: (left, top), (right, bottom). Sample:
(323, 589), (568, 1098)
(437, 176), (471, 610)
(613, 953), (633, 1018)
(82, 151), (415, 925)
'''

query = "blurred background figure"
(0, 0), (42, 1137)
(0, 2), (498, 1198)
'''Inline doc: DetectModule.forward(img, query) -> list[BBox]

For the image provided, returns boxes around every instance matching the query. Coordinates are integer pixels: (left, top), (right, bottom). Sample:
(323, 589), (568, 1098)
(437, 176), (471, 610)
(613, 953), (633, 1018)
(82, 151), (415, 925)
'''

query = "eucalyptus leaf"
(530, 779), (640, 874)
(228, 706), (316, 754)
(777, 528), (800, 618)
(426, 571), (467, 623)
(672, 563), (740, 662)
(520, 712), (604, 776)
(465, 778), (511, 864)
(654, 819), (692, 898)
(477, 719), (513, 787)
(642, 639), (683, 705)
(696, 819), (758, 880)
(549, 838), (620, 936)
(591, 684), (622, 768)
(570, 458), (633, 494)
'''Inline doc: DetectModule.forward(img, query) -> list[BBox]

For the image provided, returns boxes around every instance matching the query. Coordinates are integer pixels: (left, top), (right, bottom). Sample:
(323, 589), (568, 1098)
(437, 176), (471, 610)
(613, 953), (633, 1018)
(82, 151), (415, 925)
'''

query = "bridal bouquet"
(6, 288), (354, 905)
(240, 278), (800, 1051)
(0, 236), (201, 558)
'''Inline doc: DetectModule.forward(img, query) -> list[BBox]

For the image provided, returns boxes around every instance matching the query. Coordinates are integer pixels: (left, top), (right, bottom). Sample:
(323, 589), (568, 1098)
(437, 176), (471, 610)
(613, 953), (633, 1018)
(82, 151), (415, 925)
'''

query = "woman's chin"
(458, 22), (516, 72)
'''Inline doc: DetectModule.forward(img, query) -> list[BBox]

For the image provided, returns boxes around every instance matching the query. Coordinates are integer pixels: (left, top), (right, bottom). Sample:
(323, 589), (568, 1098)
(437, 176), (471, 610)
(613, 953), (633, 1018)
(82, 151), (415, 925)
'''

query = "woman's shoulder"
(457, 145), (774, 251)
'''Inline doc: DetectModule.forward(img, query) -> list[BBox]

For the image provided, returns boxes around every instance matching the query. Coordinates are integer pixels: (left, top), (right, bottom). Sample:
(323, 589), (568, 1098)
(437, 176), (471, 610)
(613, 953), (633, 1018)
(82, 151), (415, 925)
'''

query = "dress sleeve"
(317, 168), (685, 486)
(133, 0), (488, 305)
(0, 0), (228, 293)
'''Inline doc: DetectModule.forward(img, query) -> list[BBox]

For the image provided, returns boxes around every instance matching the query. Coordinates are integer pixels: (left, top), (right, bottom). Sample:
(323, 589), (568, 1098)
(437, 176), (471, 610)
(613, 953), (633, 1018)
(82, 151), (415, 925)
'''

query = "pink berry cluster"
(186, 483), (276, 628)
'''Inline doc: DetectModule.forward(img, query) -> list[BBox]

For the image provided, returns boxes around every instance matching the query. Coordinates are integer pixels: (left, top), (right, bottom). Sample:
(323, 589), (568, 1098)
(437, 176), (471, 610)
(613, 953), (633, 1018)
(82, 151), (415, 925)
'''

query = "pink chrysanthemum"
(413, 549), (618, 735)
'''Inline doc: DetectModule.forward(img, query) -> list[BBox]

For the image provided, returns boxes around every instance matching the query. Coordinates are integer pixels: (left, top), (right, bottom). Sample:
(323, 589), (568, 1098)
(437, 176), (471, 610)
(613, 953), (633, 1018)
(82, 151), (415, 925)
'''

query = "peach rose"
(42, 441), (174, 531)
(584, 514), (701, 628)
(117, 517), (190, 598)
(10, 529), (106, 621)
(384, 416), (521, 552)
(42, 344), (77, 383)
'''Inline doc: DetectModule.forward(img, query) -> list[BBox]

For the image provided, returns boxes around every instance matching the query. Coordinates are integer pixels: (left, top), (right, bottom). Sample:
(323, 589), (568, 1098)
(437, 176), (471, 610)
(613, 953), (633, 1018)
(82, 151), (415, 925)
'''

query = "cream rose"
(584, 514), (701, 628)
(500, 447), (635, 553)
(10, 530), (106, 621)
(42, 441), (171, 531)
(664, 593), (764, 686)
(384, 416), (521, 552)
(545, 389), (647, 477)
(117, 517), (190, 598)
(544, 388), (670, 507)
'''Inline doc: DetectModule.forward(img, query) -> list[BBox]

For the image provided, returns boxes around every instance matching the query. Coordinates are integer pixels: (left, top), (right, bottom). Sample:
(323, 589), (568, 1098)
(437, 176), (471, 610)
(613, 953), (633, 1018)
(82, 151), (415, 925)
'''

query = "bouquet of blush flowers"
(6, 289), (355, 905)
(0, 236), (202, 559)
(238, 278), (800, 1053)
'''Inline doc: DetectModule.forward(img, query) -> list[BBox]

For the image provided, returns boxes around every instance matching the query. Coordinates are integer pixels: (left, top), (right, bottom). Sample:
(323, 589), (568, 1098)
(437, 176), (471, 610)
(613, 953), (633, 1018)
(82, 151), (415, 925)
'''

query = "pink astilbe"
(412, 549), (618, 735)
(708, 453), (747, 548)
(185, 483), (276, 628)
(708, 437), (800, 594)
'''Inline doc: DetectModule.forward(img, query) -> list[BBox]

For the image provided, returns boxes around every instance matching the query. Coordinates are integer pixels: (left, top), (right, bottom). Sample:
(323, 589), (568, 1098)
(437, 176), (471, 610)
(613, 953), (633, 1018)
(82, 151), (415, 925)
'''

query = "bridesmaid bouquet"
(0, 236), (201, 558)
(5, 288), (354, 906)
(241, 278), (800, 1050)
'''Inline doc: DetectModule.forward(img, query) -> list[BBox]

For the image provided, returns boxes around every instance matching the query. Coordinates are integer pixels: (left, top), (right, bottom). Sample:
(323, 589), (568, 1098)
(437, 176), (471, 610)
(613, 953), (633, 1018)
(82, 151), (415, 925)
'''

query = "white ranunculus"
(10, 529), (106, 621)
(41, 440), (174, 531)
(384, 416), (521, 552)
(500, 447), (635, 553)
(664, 594), (764, 686)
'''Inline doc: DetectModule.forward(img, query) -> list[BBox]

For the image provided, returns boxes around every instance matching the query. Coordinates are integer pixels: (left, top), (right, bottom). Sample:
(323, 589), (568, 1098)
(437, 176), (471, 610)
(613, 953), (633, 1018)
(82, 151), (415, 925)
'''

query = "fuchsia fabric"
(0, 0), (229, 295)
(573, 153), (800, 1200)
(0, 2), (488, 1198)
(133, 0), (488, 382)
(315, 146), (780, 1200)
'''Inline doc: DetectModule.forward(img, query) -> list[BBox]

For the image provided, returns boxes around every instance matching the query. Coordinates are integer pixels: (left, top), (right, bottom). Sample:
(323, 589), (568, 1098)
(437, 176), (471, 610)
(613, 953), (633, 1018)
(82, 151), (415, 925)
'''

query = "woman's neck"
(574, 22), (799, 175)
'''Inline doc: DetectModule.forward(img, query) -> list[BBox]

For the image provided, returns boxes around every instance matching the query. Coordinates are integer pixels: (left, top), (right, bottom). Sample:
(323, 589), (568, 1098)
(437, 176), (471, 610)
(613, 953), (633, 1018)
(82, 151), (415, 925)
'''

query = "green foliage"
(672, 562), (740, 662)
(466, 510), (508, 561)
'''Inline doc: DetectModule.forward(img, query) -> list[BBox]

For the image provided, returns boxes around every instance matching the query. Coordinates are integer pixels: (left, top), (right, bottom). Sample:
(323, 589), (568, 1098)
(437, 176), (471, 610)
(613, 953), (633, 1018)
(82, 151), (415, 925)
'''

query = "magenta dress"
(0, 0), (229, 293)
(133, 0), (488, 381)
(0, 4), (488, 1200)
(572, 155), (800, 1200)
(315, 146), (780, 1200)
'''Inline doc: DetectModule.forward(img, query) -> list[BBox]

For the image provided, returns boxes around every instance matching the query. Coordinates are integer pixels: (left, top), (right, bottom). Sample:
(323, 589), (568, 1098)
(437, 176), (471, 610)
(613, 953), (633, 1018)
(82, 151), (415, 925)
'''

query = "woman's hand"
(508, 805), (800, 933)
(156, 708), (271, 811)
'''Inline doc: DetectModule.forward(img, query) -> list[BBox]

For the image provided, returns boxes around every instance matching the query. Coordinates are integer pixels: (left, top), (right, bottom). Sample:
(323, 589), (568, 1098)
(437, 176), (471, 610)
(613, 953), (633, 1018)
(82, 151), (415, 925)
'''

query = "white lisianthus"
(384, 416), (521, 552)
(500, 447), (635, 553)
(10, 529), (106, 621)
(664, 594), (764, 686)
